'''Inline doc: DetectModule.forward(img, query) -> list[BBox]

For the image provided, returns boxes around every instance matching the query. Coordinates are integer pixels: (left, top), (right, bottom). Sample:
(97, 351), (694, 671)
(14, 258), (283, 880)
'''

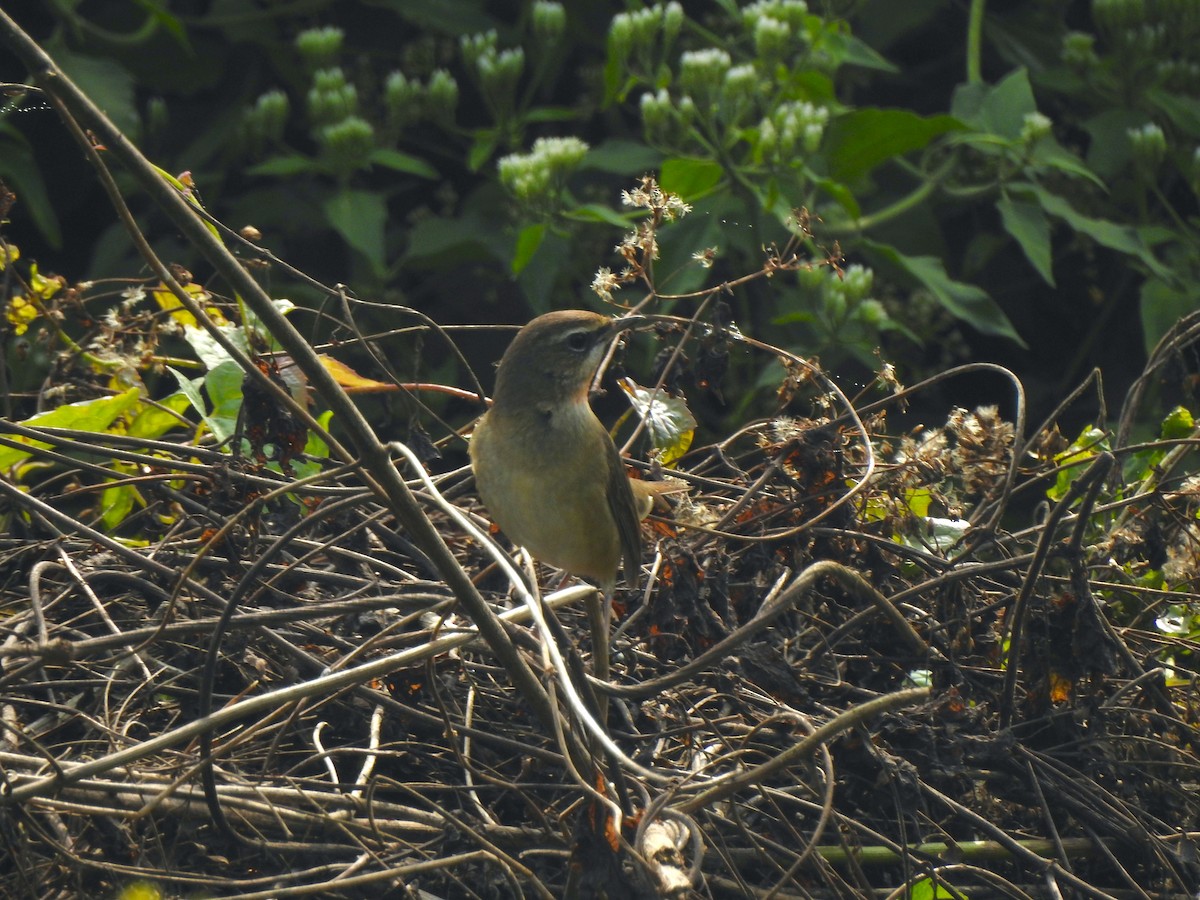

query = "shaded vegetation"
(1, 1), (1200, 897)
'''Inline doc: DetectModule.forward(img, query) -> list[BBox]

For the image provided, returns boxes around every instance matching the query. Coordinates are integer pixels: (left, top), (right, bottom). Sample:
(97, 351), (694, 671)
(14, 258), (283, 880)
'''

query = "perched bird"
(469, 309), (648, 597)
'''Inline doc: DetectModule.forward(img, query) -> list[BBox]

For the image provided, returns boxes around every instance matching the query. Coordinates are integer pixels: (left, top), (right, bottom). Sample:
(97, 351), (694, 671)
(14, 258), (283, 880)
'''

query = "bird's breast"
(469, 403), (621, 585)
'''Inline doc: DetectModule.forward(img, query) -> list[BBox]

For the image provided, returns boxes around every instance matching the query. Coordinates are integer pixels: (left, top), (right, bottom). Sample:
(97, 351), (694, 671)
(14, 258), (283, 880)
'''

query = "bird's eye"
(566, 331), (591, 352)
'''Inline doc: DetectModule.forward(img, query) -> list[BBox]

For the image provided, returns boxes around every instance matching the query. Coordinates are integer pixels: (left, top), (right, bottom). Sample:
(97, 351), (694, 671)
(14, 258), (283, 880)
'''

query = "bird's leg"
(585, 588), (611, 726)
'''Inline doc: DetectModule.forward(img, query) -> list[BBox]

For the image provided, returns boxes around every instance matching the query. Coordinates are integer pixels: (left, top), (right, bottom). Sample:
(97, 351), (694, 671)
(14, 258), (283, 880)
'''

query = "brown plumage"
(469, 310), (644, 594)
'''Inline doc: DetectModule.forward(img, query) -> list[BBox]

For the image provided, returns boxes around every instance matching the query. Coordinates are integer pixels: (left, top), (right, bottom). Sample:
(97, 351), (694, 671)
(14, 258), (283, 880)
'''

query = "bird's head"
(491, 310), (643, 409)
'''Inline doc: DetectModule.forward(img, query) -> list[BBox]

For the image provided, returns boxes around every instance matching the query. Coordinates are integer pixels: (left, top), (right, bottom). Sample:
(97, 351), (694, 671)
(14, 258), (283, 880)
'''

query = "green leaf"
(183, 322), (250, 372)
(323, 189), (388, 277)
(511, 223), (545, 276)
(864, 241), (1026, 346)
(584, 139), (663, 175)
(306, 410), (334, 460)
(516, 229), (570, 314)
(808, 171), (861, 219)
(468, 129), (500, 171)
(1160, 406), (1195, 441)
(1029, 137), (1105, 188)
(128, 391), (192, 439)
(1020, 183), (1170, 278)
(169, 366), (228, 443)
(368, 148), (438, 179)
(1145, 87), (1200, 138)
(831, 34), (899, 73)
(562, 203), (634, 228)
(1140, 277), (1196, 355)
(404, 212), (490, 264)
(906, 487), (932, 518)
(205, 360), (245, 445)
(133, 0), (190, 47)
(951, 68), (1036, 140)
(48, 43), (139, 134)
(1048, 425), (1108, 501)
(909, 876), (957, 900)
(248, 154), (321, 177)
(100, 475), (140, 532)
(825, 108), (963, 180)
(659, 157), (724, 199)
(167, 362), (243, 446)
(0, 126), (62, 247)
(1081, 108), (1144, 178)
(997, 193), (1054, 285)
(0, 388), (142, 473)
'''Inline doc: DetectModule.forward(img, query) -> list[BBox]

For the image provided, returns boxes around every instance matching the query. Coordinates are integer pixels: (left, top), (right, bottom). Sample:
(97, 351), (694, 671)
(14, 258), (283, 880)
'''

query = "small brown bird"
(469, 309), (647, 597)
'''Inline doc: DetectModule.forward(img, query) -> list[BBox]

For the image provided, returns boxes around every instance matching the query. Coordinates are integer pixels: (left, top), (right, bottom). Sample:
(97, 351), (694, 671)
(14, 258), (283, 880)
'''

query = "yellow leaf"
(321, 354), (396, 393)
(29, 263), (63, 300)
(151, 281), (228, 327)
(5, 293), (38, 335)
(0, 242), (19, 269)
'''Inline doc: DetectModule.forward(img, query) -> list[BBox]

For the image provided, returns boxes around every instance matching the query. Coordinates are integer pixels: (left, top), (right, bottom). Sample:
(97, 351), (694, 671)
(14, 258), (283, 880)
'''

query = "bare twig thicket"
(2, 10), (1200, 900)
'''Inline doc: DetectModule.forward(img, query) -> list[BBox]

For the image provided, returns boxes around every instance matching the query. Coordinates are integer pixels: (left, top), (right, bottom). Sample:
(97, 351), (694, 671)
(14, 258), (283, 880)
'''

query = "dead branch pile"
(1, 309), (1199, 900)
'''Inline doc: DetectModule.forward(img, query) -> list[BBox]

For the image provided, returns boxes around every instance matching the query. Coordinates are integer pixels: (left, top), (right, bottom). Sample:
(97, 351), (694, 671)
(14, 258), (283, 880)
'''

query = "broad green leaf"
(830, 33), (899, 73)
(134, 0), (190, 47)
(1029, 137), (1105, 188)
(584, 140), (663, 175)
(997, 193), (1054, 285)
(169, 364), (242, 446)
(205, 360), (245, 445)
(100, 473), (141, 532)
(183, 323), (250, 372)
(808, 171), (861, 219)
(563, 203), (634, 228)
(618, 378), (696, 467)
(1081, 108), (1144, 178)
(864, 241), (1026, 346)
(1145, 87), (1200, 138)
(48, 44), (139, 134)
(403, 212), (491, 264)
(0, 126), (61, 247)
(1160, 406), (1195, 441)
(511, 223), (546, 276)
(659, 157), (724, 199)
(825, 108), (963, 180)
(1140, 277), (1196, 355)
(1048, 426), (1108, 501)
(306, 410), (334, 460)
(323, 189), (388, 278)
(128, 391), (193, 439)
(368, 148), (438, 179)
(951, 68), (1037, 140)
(1022, 183), (1170, 278)
(516, 229), (570, 314)
(248, 155), (321, 177)
(0, 388), (142, 473)
(906, 487), (933, 518)
(169, 367), (212, 437)
(468, 129), (500, 171)
(909, 876), (958, 900)
(653, 193), (742, 296)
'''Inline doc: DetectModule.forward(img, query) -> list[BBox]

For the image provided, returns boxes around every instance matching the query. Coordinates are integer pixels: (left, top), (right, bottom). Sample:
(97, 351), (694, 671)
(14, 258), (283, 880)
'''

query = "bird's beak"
(608, 314), (648, 336)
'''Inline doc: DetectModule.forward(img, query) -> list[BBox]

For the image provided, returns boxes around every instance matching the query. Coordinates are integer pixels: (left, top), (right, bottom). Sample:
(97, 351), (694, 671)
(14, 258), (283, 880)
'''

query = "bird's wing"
(604, 440), (643, 590)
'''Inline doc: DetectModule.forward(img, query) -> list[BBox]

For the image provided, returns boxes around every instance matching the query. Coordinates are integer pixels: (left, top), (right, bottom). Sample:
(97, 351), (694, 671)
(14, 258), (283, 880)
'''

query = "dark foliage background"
(3, 5), (1200, 898)
(2, 0), (1198, 438)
